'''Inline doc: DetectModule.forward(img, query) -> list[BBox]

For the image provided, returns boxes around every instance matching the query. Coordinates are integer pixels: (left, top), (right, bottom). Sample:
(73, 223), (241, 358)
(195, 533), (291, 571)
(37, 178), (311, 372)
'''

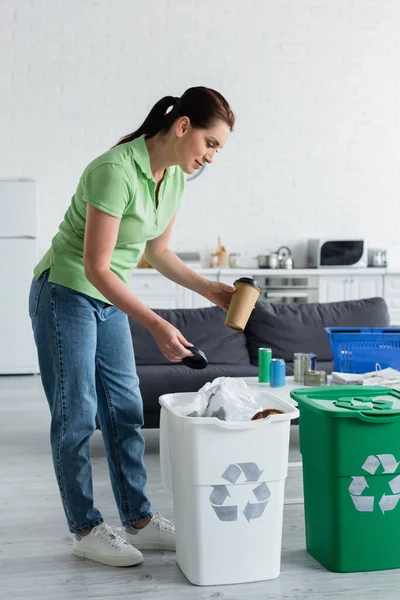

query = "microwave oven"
(307, 239), (368, 268)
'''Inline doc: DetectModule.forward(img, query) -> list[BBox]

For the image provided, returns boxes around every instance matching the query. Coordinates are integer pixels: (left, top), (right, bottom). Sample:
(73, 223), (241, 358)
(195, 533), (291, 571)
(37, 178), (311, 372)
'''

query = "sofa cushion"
(245, 297), (390, 364)
(129, 306), (251, 366)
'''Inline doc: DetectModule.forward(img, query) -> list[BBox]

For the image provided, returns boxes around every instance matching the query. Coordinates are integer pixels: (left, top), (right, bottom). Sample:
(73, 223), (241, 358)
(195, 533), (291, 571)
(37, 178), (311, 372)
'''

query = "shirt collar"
(130, 134), (175, 181)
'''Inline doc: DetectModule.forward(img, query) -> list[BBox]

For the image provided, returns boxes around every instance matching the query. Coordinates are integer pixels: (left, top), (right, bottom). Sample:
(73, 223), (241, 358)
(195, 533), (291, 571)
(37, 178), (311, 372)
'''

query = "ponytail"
(114, 87), (235, 148)
(113, 96), (180, 147)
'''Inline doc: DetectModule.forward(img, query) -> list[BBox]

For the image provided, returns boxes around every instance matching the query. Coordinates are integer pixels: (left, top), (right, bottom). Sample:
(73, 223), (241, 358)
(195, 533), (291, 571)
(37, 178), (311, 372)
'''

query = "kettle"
(277, 246), (293, 269)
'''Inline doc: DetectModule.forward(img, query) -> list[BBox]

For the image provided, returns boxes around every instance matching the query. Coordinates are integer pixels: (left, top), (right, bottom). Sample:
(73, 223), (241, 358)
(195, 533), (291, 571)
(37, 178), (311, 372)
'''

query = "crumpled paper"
(171, 377), (263, 421)
(332, 367), (400, 389)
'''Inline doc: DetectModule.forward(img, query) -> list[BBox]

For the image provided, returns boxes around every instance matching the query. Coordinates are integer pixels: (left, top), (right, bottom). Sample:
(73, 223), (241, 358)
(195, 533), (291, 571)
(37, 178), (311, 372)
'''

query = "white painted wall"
(2, 0), (400, 267)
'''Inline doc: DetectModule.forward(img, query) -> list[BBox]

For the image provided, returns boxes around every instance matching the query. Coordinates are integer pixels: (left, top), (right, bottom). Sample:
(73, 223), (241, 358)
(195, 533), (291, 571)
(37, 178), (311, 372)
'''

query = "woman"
(29, 86), (236, 567)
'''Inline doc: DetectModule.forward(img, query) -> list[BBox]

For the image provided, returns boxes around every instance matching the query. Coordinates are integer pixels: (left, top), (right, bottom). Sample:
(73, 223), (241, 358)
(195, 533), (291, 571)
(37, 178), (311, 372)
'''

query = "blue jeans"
(29, 269), (152, 534)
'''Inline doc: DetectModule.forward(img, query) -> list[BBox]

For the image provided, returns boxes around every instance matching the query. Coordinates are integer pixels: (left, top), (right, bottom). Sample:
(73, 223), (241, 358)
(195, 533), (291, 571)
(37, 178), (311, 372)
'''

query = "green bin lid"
(290, 386), (400, 418)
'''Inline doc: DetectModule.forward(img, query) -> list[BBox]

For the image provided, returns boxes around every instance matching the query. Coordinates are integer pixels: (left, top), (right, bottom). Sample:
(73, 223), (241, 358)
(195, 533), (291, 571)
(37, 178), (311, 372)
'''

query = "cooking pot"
(257, 253), (279, 269)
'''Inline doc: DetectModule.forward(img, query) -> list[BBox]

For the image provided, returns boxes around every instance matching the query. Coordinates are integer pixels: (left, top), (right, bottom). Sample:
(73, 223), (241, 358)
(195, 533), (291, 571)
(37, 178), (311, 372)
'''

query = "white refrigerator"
(0, 179), (39, 374)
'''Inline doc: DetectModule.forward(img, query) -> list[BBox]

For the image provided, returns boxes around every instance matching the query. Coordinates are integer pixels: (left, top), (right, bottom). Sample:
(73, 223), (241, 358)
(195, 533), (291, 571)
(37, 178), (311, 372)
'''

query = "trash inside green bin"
(290, 386), (400, 573)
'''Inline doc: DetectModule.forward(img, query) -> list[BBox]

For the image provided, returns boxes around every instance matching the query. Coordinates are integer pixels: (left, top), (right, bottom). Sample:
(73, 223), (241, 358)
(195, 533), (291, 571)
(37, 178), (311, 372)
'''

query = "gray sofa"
(128, 296), (390, 427)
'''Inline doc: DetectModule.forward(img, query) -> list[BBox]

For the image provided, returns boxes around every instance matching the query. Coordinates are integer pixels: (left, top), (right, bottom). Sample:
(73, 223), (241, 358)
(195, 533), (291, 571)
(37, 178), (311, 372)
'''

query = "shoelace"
(92, 523), (130, 549)
(152, 511), (175, 533)
(114, 512), (175, 536)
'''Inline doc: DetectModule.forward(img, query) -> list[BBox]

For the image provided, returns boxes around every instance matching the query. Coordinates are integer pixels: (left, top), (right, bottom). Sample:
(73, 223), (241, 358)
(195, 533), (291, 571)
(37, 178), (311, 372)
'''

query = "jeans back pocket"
(29, 271), (47, 318)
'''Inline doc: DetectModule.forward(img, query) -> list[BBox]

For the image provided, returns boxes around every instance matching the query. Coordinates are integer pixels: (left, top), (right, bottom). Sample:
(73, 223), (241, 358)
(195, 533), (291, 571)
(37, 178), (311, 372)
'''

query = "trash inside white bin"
(159, 390), (299, 586)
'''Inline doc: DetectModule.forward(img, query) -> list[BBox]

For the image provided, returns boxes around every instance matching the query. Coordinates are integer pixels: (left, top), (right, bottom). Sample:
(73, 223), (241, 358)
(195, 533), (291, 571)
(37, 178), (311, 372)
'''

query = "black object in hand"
(182, 346), (208, 370)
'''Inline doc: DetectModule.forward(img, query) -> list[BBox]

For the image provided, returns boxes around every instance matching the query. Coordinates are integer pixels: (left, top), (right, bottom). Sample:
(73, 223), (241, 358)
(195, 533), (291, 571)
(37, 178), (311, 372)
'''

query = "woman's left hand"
(203, 280), (236, 312)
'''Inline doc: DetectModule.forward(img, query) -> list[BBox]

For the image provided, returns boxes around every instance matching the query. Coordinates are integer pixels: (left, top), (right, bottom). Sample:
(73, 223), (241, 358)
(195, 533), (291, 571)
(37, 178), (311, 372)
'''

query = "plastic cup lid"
(182, 346), (208, 370)
(234, 277), (262, 292)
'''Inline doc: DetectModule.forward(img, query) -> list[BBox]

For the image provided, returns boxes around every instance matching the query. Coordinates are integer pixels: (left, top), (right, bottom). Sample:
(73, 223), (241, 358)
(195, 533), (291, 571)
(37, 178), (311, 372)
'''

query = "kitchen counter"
(383, 268), (400, 274)
(129, 265), (398, 317)
(134, 267), (387, 276)
(219, 267), (387, 276)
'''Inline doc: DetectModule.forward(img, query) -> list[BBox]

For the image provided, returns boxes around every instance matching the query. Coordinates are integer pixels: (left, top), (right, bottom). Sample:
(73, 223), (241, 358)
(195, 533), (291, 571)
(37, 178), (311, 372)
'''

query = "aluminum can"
(293, 353), (317, 383)
(270, 358), (286, 387)
(258, 348), (272, 383)
(303, 369), (328, 386)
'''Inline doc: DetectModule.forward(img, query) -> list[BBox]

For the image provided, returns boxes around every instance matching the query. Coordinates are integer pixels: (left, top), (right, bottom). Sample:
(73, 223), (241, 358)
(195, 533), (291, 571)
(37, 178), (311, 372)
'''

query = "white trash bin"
(159, 389), (299, 586)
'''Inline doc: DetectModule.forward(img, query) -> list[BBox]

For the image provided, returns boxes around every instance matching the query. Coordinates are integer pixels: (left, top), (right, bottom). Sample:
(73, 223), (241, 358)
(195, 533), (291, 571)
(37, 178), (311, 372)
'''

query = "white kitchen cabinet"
(318, 275), (383, 303)
(131, 274), (182, 294)
(383, 275), (400, 324)
(318, 276), (348, 303)
(130, 272), (218, 309)
(384, 275), (400, 296)
(347, 275), (383, 301)
(218, 272), (253, 287)
(130, 273), (190, 308)
(133, 296), (186, 309)
(191, 275), (219, 308)
(130, 269), (386, 310)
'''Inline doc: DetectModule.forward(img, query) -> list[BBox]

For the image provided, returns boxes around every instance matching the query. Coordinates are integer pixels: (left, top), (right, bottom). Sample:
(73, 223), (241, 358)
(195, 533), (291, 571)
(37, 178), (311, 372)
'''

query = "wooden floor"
(1, 375), (399, 599)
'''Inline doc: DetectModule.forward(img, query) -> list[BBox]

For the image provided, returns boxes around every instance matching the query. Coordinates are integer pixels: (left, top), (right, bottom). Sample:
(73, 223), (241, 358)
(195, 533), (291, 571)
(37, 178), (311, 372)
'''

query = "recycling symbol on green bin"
(209, 462), (270, 522)
(349, 454), (400, 514)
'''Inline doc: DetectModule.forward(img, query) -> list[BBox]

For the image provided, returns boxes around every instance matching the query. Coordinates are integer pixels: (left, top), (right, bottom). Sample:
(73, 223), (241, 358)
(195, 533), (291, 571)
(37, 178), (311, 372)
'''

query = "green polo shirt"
(34, 135), (186, 303)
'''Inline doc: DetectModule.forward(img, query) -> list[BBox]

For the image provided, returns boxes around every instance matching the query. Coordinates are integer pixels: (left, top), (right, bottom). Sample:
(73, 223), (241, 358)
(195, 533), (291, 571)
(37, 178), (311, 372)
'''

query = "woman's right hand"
(149, 320), (194, 363)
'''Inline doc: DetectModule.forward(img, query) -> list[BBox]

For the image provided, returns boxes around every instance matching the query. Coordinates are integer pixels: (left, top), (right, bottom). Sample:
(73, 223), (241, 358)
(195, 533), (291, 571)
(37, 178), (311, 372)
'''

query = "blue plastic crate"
(325, 327), (400, 373)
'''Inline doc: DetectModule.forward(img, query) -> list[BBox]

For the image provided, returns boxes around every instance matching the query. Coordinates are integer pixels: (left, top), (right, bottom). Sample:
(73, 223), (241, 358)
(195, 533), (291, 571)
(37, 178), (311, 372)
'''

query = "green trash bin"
(290, 385), (400, 573)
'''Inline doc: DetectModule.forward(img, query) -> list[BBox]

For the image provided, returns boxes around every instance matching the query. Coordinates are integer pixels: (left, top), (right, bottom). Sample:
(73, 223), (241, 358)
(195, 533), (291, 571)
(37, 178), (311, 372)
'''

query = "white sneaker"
(72, 522), (144, 567)
(123, 512), (176, 551)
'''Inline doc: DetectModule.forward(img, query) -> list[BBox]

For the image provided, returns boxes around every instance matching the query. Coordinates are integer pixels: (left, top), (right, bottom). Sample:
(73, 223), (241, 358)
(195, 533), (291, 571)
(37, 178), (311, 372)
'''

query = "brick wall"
(1, 0), (400, 267)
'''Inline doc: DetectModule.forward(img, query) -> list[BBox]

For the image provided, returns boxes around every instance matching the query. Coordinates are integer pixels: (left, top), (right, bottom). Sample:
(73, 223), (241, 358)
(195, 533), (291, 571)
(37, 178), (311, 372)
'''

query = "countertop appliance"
(368, 249), (387, 268)
(307, 239), (367, 268)
(0, 179), (39, 374)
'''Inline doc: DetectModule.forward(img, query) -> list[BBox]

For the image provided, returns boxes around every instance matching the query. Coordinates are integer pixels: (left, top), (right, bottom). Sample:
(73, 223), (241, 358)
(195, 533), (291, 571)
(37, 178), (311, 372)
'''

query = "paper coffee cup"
(225, 277), (262, 331)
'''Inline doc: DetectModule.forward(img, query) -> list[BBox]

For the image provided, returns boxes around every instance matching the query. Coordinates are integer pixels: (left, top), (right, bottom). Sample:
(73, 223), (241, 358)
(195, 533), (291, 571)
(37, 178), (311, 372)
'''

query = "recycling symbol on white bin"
(209, 462), (270, 522)
(349, 454), (400, 514)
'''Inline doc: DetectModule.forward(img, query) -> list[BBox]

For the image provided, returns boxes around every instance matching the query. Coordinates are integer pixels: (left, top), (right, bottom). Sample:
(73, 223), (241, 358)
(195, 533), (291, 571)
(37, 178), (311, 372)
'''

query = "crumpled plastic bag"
(171, 377), (263, 421)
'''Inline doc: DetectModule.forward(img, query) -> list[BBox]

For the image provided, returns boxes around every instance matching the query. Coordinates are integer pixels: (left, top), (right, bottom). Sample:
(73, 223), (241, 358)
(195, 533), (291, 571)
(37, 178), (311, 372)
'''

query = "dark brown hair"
(114, 86), (235, 147)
